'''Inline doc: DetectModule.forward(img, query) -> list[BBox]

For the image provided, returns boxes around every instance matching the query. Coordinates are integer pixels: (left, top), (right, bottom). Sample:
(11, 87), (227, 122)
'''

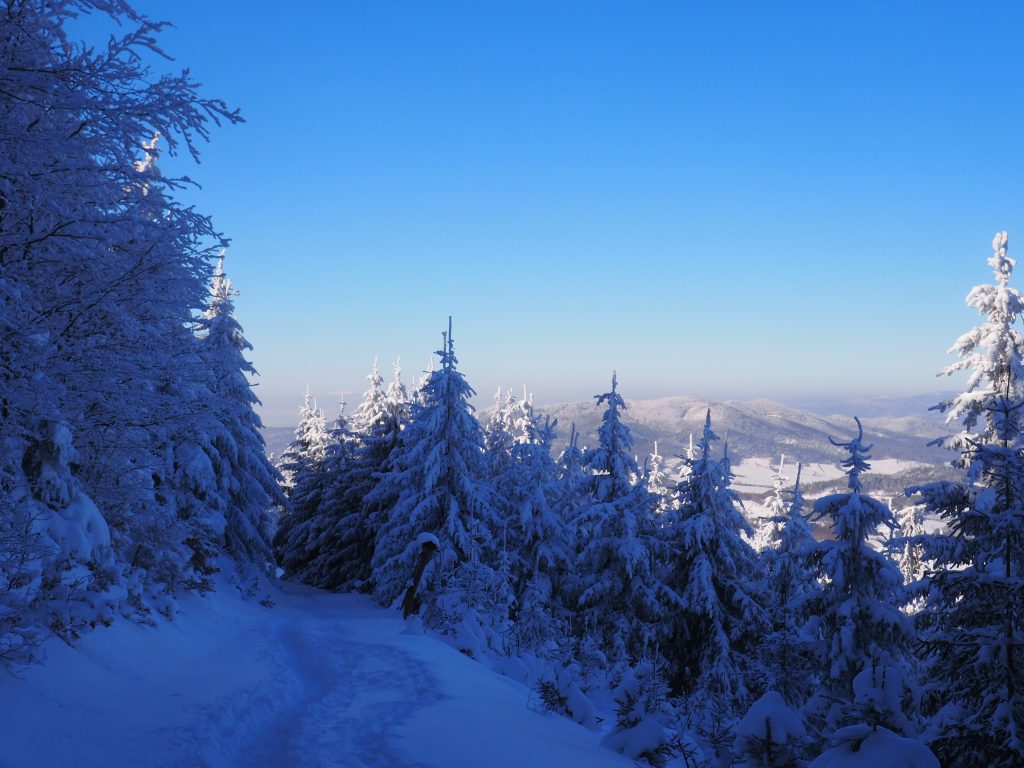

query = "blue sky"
(103, 1), (1024, 424)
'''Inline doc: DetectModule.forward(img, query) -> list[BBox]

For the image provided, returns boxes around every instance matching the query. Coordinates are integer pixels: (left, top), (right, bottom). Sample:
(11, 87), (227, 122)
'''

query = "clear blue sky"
(102, 1), (1024, 424)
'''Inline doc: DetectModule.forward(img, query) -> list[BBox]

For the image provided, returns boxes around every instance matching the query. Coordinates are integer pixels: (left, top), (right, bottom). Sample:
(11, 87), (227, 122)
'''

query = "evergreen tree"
(276, 390), (330, 491)
(646, 442), (677, 517)
(484, 388), (516, 467)
(350, 358), (388, 437)
(301, 361), (408, 593)
(507, 406), (572, 651)
(359, 359), (413, 576)
(662, 410), (767, 705)
(369, 321), (500, 624)
(272, 393), (334, 579)
(895, 504), (928, 601)
(384, 358), (411, 422)
(752, 456), (788, 552)
(763, 463), (820, 707)
(909, 231), (1024, 767)
(201, 252), (283, 565)
(574, 374), (662, 665)
(804, 419), (913, 738)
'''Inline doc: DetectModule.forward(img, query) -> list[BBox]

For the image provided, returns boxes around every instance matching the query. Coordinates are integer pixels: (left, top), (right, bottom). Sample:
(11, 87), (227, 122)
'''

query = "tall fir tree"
(895, 504), (928, 594)
(909, 231), (1024, 767)
(752, 456), (788, 552)
(506, 404), (572, 651)
(201, 252), (282, 565)
(661, 410), (768, 706)
(646, 442), (677, 517)
(763, 463), (820, 707)
(573, 374), (662, 665)
(350, 358), (388, 437)
(272, 392), (334, 579)
(301, 360), (408, 592)
(804, 419), (913, 741)
(369, 321), (500, 622)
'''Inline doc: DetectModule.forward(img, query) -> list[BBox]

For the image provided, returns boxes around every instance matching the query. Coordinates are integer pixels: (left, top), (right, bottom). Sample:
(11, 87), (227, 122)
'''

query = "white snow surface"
(733, 457), (926, 517)
(732, 457), (923, 496)
(807, 725), (939, 768)
(734, 690), (806, 744)
(0, 579), (634, 768)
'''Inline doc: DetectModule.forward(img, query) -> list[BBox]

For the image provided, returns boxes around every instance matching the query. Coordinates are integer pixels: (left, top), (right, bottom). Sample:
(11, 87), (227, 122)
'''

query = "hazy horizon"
(256, 375), (959, 427)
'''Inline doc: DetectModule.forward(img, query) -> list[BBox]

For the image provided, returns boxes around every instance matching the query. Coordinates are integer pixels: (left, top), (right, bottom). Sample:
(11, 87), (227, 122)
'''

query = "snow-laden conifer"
(908, 232), (1024, 767)
(272, 394), (335, 579)
(485, 388), (516, 468)
(299, 361), (411, 593)
(350, 359), (388, 437)
(804, 419), (913, 739)
(661, 410), (767, 706)
(752, 457), (788, 552)
(574, 374), (662, 665)
(369, 321), (500, 625)
(763, 463), (820, 707)
(507, 406), (572, 650)
(201, 252), (282, 565)
(646, 442), (677, 517)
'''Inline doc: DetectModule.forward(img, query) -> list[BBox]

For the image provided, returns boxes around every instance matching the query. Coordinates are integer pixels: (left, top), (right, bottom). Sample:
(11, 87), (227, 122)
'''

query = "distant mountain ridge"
(262, 394), (956, 469)
(531, 395), (951, 467)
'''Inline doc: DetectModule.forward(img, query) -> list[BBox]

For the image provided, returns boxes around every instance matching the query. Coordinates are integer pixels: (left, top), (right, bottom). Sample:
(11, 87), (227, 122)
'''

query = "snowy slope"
(0, 580), (634, 768)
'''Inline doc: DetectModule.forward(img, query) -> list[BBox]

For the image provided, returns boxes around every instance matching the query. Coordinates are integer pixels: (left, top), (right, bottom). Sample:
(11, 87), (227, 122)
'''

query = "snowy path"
(0, 582), (633, 768)
(206, 619), (439, 768)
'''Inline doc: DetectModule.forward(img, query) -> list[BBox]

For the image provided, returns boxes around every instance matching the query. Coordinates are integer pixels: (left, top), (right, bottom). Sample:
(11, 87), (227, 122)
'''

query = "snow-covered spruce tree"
(297, 360), (410, 593)
(484, 388), (516, 468)
(504, 405), (573, 651)
(1, 0), (243, 641)
(485, 387), (520, 609)
(752, 456), (788, 552)
(201, 252), (282, 565)
(275, 390), (330, 492)
(0, 418), (115, 663)
(804, 419), (914, 741)
(763, 463), (820, 708)
(350, 358), (388, 437)
(895, 504), (928, 609)
(553, 423), (589, 616)
(369, 322), (504, 638)
(385, 358), (412, 422)
(661, 410), (767, 707)
(908, 231), (1024, 768)
(573, 373), (662, 666)
(646, 442), (677, 517)
(272, 393), (334, 579)
(556, 424), (590, 525)
(356, 360), (413, 590)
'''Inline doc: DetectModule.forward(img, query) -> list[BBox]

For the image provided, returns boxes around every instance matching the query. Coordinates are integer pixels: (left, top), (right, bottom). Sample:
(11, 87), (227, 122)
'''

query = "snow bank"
(808, 725), (939, 768)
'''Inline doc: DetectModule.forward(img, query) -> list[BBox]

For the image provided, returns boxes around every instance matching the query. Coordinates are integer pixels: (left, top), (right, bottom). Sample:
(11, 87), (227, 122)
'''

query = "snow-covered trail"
(187, 615), (440, 768)
(0, 582), (632, 768)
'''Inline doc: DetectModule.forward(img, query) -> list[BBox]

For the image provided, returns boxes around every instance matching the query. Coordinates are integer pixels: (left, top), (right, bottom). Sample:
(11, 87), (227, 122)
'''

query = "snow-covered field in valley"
(731, 456), (925, 496)
(0, 581), (634, 768)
